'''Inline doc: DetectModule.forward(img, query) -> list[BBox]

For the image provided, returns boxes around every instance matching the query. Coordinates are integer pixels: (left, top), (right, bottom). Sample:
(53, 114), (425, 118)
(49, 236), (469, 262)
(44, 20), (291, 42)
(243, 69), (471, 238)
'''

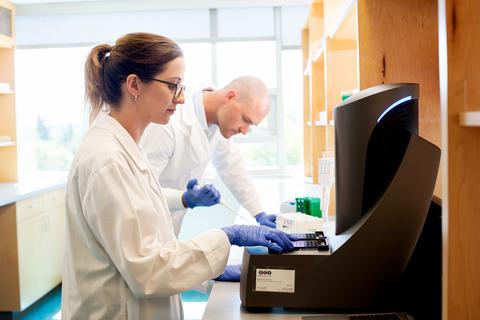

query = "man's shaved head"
(223, 76), (270, 115)
(203, 76), (271, 138)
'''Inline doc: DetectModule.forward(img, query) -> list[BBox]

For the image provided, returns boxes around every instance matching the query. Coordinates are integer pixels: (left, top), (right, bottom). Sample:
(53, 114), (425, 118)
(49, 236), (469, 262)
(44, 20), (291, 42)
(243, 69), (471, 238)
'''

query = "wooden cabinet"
(439, 1), (480, 319)
(0, 0), (16, 182)
(0, 189), (65, 311)
(302, 0), (440, 216)
(303, 0), (480, 318)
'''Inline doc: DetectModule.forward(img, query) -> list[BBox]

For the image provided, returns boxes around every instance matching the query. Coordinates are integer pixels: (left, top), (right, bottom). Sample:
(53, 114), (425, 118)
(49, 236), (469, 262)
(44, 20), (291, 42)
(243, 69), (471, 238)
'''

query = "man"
(141, 76), (277, 235)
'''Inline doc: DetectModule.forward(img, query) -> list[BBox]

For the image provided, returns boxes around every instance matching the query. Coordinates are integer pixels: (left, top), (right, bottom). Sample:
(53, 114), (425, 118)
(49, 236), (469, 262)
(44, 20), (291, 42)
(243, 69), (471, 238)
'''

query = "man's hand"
(182, 178), (221, 208)
(255, 211), (276, 228)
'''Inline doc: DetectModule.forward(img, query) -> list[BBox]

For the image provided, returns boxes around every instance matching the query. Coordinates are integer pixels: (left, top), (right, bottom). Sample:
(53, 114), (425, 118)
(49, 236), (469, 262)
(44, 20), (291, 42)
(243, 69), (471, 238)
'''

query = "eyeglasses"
(150, 78), (185, 102)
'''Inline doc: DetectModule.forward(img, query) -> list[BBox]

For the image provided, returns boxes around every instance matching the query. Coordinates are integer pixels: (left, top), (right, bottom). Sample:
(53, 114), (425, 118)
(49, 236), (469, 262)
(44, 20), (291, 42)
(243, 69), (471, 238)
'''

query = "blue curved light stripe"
(377, 96), (412, 123)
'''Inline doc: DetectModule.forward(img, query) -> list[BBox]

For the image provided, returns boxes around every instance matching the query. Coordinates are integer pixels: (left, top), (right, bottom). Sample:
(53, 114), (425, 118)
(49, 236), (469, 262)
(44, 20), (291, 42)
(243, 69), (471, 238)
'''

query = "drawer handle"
(41, 216), (51, 232)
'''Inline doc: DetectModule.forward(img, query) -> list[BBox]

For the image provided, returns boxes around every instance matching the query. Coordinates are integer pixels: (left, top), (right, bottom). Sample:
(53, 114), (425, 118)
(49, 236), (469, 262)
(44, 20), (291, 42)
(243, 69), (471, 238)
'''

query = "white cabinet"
(0, 189), (65, 311)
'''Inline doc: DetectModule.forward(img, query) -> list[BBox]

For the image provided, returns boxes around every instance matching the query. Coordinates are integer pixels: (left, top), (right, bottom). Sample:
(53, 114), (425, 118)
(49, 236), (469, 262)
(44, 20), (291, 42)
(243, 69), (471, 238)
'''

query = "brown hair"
(84, 32), (183, 123)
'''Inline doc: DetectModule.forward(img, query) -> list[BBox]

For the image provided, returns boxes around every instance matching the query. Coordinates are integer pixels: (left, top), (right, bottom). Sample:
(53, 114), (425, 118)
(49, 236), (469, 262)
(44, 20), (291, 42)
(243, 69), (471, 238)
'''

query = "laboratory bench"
(202, 198), (442, 320)
(0, 173), (67, 312)
(199, 177), (330, 319)
(0, 172), (67, 206)
(203, 280), (342, 320)
(202, 227), (337, 320)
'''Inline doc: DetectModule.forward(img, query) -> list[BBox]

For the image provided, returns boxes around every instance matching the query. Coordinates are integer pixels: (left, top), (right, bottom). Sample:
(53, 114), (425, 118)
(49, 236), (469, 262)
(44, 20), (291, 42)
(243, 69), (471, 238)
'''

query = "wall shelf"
(303, 0), (440, 215)
(0, 0), (14, 49)
(0, 34), (13, 48)
(307, 0), (324, 61)
(0, 82), (12, 94)
(327, 0), (357, 39)
(312, 40), (326, 62)
(0, 141), (15, 147)
(459, 111), (480, 127)
(440, 0), (480, 317)
(303, 64), (310, 76)
(0, 0), (17, 183)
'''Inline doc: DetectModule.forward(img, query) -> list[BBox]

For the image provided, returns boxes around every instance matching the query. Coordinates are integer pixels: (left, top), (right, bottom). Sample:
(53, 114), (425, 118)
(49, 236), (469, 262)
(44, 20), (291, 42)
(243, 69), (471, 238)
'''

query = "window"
(217, 7), (274, 38)
(216, 41), (276, 89)
(16, 9), (210, 47)
(178, 42), (212, 86)
(15, 47), (89, 178)
(236, 142), (279, 169)
(14, 5), (308, 177)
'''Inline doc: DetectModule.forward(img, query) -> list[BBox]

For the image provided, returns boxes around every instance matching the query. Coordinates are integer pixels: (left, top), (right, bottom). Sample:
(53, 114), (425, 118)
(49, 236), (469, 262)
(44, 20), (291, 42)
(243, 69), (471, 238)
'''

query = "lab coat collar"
(193, 88), (210, 131)
(93, 113), (163, 196)
(179, 86), (197, 129)
(93, 112), (150, 173)
(180, 85), (213, 133)
(175, 86), (213, 166)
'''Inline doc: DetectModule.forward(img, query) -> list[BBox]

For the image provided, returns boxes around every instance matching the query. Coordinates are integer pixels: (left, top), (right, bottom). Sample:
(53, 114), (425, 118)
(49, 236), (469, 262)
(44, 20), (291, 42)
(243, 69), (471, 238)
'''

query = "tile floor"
(0, 286), (208, 320)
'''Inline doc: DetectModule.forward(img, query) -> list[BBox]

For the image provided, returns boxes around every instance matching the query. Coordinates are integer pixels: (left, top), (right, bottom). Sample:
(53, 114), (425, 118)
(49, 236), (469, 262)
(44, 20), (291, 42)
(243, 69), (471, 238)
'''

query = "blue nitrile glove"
(221, 225), (295, 253)
(215, 264), (241, 282)
(183, 178), (221, 208)
(255, 211), (277, 228)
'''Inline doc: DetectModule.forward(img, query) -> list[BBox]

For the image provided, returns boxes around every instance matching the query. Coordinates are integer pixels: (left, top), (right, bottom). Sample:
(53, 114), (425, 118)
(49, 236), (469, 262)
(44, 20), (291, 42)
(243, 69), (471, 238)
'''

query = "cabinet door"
(47, 206), (65, 285)
(17, 198), (64, 310)
(43, 189), (64, 212)
(0, 203), (21, 311)
(16, 196), (43, 221)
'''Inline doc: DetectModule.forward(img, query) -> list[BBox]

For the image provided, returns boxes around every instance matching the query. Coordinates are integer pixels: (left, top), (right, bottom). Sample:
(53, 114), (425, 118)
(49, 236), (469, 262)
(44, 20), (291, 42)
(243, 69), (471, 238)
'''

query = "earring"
(132, 95), (138, 102)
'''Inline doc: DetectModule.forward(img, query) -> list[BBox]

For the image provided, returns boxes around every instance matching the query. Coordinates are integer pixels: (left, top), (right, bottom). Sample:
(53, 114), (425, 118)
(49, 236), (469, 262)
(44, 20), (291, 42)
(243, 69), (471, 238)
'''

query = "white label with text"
(255, 268), (295, 293)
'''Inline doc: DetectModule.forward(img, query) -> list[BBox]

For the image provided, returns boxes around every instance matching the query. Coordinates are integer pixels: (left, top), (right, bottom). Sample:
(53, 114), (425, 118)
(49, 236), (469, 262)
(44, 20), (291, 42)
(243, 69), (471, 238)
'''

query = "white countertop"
(0, 172), (67, 206)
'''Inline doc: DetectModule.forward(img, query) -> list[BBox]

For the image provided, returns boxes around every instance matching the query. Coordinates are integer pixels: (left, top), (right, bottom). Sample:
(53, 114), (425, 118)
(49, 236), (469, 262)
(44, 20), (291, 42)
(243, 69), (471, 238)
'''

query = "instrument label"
(255, 268), (295, 293)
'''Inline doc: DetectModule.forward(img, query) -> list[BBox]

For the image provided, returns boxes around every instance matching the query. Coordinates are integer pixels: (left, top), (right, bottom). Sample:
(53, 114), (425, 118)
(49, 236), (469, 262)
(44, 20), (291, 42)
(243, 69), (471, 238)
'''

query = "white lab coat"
(62, 113), (230, 320)
(141, 85), (263, 234)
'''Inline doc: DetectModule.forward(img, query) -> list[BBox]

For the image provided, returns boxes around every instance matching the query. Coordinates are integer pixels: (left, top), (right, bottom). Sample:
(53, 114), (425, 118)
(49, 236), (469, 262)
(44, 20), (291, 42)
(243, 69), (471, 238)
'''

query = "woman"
(62, 32), (294, 319)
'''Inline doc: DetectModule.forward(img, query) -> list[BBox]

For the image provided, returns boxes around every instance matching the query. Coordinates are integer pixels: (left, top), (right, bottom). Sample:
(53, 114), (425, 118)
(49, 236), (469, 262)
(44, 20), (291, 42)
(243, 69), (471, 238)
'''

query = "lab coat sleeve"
(212, 138), (264, 216)
(81, 161), (230, 298)
(141, 123), (175, 180)
(163, 187), (186, 211)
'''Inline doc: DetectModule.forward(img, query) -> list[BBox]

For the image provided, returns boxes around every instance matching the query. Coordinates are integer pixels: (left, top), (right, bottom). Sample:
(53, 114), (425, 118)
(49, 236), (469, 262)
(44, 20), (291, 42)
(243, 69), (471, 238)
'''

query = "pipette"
(219, 199), (253, 224)
(192, 181), (253, 223)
